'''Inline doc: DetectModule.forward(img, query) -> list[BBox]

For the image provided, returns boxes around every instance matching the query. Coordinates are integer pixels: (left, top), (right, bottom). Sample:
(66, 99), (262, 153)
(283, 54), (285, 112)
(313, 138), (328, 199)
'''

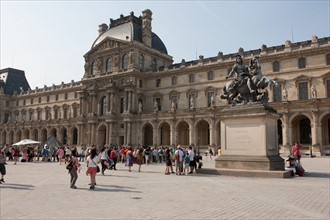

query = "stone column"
(128, 91), (132, 113)
(153, 122), (158, 146)
(189, 119), (194, 146)
(170, 122), (176, 146)
(311, 110), (321, 147)
(210, 118), (215, 146)
(108, 121), (114, 145)
(107, 92), (111, 113)
(110, 92), (114, 113)
(126, 121), (131, 145)
(281, 112), (291, 153)
(78, 124), (82, 145)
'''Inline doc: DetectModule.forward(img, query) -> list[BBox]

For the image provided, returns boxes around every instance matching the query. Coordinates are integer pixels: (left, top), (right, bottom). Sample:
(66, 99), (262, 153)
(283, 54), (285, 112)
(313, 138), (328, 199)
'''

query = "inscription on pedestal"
(226, 125), (262, 150)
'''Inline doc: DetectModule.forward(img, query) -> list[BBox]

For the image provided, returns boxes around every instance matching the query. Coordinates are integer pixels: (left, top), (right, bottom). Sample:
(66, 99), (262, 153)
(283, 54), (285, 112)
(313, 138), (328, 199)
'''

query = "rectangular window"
(73, 107), (78, 118)
(298, 82), (308, 100)
(74, 92), (78, 99)
(54, 109), (58, 120)
(64, 93), (68, 100)
(326, 54), (330, 65)
(45, 110), (49, 120)
(298, 57), (306, 69)
(207, 92), (214, 107)
(55, 94), (59, 101)
(156, 79), (161, 87)
(23, 100), (26, 106)
(171, 76), (177, 85)
(273, 61), (280, 72)
(189, 74), (195, 83)
(63, 108), (68, 119)
(120, 98), (124, 113)
(47, 96), (50, 102)
(16, 100), (19, 106)
(6, 101), (9, 107)
(327, 80), (330, 98)
(207, 71), (214, 80)
(139, 80), (143, 88)
(273, 84), (282, 102)
(38, 97), (41, 103)
(30, 98), (33, 104)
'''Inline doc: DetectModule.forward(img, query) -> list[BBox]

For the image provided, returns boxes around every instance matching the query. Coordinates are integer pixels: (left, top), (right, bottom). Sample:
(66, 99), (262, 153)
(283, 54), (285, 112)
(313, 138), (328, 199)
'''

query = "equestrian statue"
(220, 55), (278, 105)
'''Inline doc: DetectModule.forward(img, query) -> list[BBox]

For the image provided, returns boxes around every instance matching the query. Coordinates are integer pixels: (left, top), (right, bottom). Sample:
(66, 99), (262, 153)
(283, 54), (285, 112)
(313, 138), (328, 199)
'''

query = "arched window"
(106, 58), (112, 72)
(100, 96), (108, 115)
(91, 61), (96, 75)
(122, 54), (128, 69)
(138, 53), (144, 70)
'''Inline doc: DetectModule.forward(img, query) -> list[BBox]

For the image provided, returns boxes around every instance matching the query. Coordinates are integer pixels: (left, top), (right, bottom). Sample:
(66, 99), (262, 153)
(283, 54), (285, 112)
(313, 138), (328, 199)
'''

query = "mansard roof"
(0, 68), (30, 96)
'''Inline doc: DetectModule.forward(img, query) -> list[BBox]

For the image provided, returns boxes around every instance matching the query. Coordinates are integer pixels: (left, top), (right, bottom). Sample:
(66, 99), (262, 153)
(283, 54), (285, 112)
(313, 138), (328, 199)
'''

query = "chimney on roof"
(142, 9), (152, 47)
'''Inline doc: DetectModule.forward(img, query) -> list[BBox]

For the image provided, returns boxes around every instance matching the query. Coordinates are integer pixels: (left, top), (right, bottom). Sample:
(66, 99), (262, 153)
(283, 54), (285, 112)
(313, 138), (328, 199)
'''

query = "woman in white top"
(100, 147), (110, 175)
(86, 148), (99, 189)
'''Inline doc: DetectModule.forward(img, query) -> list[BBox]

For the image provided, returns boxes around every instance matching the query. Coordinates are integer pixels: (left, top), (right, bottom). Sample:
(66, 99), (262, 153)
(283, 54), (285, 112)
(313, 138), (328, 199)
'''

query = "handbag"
(66, 161), (74, 170)
(91, 157), (100, 173)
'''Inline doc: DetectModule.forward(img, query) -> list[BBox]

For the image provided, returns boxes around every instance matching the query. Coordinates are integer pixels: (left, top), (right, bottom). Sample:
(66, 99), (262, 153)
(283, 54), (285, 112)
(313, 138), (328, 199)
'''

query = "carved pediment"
(186, 89), (198, 98)
(153, 92), (163, 101)
(169, 90), (180, 100)
(94, 38), (128, 53)
(293, 74), (312, 87)
(204, 86), (217, 96)
(293, 74), (311, 81)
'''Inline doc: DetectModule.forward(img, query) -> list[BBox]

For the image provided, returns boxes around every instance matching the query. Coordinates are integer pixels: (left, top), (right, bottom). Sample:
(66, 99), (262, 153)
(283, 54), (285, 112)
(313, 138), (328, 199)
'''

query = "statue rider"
(226, 54), (255, 94)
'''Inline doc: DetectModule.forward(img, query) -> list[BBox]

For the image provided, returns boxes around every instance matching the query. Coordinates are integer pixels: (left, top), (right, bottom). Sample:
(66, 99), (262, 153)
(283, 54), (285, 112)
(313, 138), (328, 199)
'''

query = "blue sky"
(1, 1), (329, 88)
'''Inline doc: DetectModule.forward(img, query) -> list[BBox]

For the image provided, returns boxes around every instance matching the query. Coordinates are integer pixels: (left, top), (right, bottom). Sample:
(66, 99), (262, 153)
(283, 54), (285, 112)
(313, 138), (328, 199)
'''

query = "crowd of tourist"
(0, 141), (306, 189)
(0, 143), (215, 189)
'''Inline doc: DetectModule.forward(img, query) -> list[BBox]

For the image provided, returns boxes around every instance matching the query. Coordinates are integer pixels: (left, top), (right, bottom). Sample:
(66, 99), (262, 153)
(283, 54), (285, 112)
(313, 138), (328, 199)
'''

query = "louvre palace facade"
(0, 9), (330, 155)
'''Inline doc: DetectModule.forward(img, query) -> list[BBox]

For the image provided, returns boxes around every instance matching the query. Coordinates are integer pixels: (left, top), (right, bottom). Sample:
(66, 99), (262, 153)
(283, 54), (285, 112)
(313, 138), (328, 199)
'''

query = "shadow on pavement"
(304, 172), (330, 179)
(0, 183), (34, 190)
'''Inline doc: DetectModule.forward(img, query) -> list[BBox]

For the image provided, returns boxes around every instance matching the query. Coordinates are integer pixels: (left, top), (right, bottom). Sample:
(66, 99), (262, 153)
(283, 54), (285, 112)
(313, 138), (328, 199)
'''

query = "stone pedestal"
(216, 104), (286, 174)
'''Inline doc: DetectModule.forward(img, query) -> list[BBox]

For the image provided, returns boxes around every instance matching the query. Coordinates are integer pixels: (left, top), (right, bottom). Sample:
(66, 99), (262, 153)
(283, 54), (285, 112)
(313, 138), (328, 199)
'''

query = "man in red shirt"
(292, 142), (302, 161)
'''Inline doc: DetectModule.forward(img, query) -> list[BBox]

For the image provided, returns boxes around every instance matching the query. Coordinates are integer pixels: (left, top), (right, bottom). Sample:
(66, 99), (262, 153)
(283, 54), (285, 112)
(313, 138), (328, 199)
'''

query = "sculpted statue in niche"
(190, 96), (195, 109)
(282, 87), (288, 101)
(171, 99), (176, 111)
(210, 94), (215, 107)
(220, 55), (278, 105)
(154, 100), (159, 112)
(114, 55), (119, 68)
(129, 50), (135, 65)
(311, 84), (317, 99)
(84, 59), (89, 75)
(96, 58), (103, 72)
(138, 101), (143, 113)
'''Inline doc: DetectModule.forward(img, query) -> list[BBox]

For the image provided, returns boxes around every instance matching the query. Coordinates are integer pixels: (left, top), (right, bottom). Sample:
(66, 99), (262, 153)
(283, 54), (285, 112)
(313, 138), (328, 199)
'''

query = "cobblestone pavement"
(1, 156), (329, 220)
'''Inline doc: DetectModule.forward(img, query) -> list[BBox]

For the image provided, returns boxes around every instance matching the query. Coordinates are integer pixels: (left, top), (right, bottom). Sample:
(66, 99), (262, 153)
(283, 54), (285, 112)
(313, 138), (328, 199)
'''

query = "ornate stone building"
(0, 9), (329, 155)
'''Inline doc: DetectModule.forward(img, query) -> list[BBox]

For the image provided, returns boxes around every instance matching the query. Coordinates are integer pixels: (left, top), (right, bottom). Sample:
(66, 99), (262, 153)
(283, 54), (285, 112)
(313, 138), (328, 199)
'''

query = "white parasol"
(13, 139), (41, 146)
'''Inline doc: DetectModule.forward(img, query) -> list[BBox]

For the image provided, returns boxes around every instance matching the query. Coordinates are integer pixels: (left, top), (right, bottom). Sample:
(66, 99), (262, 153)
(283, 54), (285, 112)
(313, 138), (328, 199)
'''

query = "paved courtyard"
(1, 156), (329, 220)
